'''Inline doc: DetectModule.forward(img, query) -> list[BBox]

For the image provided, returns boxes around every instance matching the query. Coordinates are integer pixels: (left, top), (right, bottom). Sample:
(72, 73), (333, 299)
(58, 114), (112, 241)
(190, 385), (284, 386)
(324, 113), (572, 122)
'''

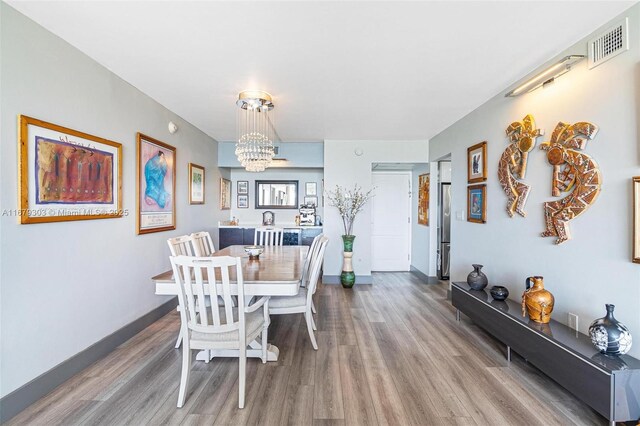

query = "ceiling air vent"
(588, 17), (629, 69)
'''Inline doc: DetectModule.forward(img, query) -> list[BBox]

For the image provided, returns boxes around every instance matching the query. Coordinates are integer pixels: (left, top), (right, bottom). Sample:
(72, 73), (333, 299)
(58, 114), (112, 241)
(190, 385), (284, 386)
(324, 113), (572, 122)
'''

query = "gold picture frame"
(467, 184), (487, 224)
(136, 133), (176, 234)
(188, 163), (205, 205)
(18, 115), (123, 224)
(220, 178), (231, 210)
(467, 141), (487, 183)
(634, 176), (640, 263)
(418, 173), (429, 226)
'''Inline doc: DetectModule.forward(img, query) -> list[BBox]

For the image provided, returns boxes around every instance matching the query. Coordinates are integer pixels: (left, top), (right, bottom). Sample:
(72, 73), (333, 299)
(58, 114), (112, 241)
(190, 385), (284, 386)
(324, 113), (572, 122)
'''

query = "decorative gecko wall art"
(499, 114), (542, 217)
(540, 121), (601, 245)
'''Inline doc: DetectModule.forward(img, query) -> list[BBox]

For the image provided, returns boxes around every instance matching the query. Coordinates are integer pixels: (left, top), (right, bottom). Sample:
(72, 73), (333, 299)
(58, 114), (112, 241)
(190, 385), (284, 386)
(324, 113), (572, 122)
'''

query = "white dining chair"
(268, 236), (328, 350)
(254, 227), (284, 246)
(170, 255), (270, 409)
(167, 235), (195, 256)
(191, 231), (216, 256)
(301, 234), (323, 314)
(167, 235), (195, 349)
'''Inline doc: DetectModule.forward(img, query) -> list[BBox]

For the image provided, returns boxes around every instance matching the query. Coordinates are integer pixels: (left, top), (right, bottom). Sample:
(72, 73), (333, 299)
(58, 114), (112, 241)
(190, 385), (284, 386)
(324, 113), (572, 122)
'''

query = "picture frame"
(237, 180), (249, 195)
(237, 194), (249, 209)
(467, 141), (487, 183)
(18, 115), (123, 224)
(136, 133), (176, 234)
(262, 210), (275, 226)
(304, 196), (318, 207)
(188, 163), (205, 205)
(220, 177), (231, 210)
(467, 184), (487, 223)
(305, 182), (317, 196)
(634, 176), (640, 264)
(418, 173), (429, 226)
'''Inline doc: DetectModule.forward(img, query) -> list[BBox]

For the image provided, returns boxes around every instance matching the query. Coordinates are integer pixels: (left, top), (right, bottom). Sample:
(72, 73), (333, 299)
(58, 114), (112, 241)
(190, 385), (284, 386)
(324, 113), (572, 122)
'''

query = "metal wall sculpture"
(540, 121), (601, 245)
(499, 114), (541, 217)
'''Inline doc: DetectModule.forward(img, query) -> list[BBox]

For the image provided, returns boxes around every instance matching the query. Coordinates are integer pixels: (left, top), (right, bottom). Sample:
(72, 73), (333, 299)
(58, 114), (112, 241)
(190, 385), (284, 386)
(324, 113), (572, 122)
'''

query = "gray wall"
(323, 140), (429, 282)
(229, 168), (324, 225)
(0, 4), (227, 397)
(429, 4), (640, 357)
(410, 163), (432, 276)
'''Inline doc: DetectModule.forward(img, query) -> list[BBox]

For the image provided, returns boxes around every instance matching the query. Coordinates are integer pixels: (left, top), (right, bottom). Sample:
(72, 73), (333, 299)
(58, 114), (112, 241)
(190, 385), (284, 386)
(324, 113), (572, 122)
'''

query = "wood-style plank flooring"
(8, 273), (610, 425)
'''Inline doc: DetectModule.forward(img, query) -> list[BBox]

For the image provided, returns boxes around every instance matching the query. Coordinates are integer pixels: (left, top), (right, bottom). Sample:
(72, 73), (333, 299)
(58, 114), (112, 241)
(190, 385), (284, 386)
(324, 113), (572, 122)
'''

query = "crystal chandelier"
(235, 90), (275, 172)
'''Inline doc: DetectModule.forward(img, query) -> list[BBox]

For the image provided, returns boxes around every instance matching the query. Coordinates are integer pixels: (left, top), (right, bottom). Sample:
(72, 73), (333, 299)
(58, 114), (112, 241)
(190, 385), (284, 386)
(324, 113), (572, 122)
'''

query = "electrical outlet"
(568, 313), (579, 331)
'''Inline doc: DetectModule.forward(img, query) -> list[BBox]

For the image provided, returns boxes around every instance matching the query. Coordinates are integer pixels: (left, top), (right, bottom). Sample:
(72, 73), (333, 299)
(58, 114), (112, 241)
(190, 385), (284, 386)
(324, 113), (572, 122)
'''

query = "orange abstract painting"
(418, 173), (429, 226)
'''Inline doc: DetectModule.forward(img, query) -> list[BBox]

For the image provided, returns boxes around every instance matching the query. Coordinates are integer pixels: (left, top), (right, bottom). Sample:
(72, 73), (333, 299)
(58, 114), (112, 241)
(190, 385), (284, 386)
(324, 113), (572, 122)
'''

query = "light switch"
(456, 210), (464, 221)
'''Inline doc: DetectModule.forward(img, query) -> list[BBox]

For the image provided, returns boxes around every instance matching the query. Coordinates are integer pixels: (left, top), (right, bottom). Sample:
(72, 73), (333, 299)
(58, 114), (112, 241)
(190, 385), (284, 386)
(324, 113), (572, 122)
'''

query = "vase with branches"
(327, 184), (374, 287)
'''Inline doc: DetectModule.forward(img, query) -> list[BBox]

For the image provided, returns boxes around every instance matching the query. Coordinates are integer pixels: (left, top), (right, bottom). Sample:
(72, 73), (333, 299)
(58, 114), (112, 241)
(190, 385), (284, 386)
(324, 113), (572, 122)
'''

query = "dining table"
(152, 244), (309, 362)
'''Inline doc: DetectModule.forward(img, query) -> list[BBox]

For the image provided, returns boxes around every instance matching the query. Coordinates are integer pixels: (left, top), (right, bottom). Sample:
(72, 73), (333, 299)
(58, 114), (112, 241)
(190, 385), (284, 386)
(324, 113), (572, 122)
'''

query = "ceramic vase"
(521, 276), (554, 324)
(340, 235), (356, 288)
(467, 264), (488, 291)
(588, 304), (633, 356)
(490, 286), (509, 301)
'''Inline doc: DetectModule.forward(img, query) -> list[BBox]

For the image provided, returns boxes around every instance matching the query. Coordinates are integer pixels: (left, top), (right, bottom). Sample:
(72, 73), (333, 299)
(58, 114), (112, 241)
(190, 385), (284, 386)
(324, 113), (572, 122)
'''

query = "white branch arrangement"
(326, 184), (375, 236)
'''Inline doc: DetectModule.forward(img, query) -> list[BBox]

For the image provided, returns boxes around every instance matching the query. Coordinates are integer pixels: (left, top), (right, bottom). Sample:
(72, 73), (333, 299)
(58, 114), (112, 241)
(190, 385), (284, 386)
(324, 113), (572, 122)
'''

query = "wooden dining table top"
(152, 245), (309, 297)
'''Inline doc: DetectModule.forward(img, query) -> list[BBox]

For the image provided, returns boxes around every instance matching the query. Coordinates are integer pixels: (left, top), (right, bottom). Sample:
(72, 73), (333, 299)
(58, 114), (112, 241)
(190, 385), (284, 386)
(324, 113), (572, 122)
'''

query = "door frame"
(371, 170), (412, 271)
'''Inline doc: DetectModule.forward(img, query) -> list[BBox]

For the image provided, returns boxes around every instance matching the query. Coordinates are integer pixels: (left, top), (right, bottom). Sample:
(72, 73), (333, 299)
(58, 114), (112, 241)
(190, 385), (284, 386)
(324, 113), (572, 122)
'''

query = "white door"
(371, 172), (411, 271)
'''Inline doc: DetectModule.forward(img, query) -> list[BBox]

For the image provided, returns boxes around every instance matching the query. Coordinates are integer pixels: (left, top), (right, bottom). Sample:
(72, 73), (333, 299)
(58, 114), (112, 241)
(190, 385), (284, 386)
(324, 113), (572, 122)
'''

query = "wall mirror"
(255, 180), (298, 209)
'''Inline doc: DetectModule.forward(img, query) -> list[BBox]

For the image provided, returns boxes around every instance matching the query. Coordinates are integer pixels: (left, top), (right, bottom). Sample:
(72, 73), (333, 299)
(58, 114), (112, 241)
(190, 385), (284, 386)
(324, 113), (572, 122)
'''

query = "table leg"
(456, 309), (460, 322)
(507, 346), (511, 362)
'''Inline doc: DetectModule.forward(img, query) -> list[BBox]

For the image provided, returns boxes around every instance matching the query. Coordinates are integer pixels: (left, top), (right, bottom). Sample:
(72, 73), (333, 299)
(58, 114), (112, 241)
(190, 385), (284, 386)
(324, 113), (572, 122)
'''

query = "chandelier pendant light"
(235, 90), (275, 172)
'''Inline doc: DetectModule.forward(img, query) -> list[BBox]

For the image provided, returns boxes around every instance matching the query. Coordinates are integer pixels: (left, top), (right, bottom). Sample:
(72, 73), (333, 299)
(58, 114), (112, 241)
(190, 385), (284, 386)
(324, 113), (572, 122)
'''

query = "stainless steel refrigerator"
(438, 183), (451, 280)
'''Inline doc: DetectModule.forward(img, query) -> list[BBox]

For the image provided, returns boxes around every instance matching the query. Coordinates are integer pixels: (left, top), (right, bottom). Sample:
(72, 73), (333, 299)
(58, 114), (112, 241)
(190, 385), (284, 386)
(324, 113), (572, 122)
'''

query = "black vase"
(490, 285), (509, 301)
(467, 264), (488, 291)
(588, 304), (633, 356)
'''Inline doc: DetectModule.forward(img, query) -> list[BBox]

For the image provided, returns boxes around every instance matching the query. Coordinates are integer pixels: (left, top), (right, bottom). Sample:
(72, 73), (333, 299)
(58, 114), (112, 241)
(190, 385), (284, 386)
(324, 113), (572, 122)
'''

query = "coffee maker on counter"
(299, 203), (316, 226)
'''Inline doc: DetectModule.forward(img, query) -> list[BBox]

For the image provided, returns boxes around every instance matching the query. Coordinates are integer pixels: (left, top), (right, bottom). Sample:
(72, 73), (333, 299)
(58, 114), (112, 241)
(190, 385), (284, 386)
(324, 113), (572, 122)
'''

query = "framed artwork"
(304, 196), (318, 207)
(467, 184), (487, 223)
(237, 180), (249, 195)
(136, 133), (176, 234)
(18, 115), (123, 224)
(467, 141), (487, 183)
(220, 178), (231, 210)
(237, 194), (249, 209)
(262, 210), (275, 226)
(188, 163), (205, 205)
(634, 177), (640, 264)
(418, 173), (429, 226)
(305, 182), (317, 196)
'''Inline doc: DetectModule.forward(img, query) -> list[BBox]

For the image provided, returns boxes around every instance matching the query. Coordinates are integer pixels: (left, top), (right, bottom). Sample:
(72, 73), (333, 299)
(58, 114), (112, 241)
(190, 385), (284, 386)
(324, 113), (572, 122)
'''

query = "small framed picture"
(633, 176), (640, 264)
(188, 163), (205, 205)
(467, 141), (487, 183)
(237, 194), (248, 209)
(467, 184), (486, 223)
(220, 178), (231, 210)
(304, 196), (318, 207)
(305, 182), (317, 196)
(237, 180), (248, 195)
(262, 210), (274, 226)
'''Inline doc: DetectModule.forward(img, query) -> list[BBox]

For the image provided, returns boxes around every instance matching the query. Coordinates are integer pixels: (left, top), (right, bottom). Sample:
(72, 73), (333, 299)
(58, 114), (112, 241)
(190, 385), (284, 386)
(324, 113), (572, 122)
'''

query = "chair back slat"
(168, 235), (194, 256)
(307, 237), (329, 300)
(191, 231), (215, 256)
(301, 233), (323, 287)
(170, 255), (243, 335)
(254, 227), (283, 246)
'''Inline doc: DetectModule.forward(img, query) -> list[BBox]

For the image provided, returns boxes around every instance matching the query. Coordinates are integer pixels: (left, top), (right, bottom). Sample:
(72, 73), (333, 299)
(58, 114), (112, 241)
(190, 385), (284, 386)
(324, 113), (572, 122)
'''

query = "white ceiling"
(7, 1), (635, 142)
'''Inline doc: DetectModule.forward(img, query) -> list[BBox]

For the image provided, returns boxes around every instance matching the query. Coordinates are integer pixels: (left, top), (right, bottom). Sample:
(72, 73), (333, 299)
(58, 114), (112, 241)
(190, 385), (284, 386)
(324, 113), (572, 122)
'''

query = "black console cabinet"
(451, 282), (640, 425)
(219, 228), (255, 249)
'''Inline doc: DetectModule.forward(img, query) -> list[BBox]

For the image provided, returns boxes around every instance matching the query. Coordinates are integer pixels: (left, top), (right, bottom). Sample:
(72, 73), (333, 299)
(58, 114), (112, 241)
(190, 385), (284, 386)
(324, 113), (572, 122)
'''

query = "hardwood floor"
(8, 272), (610, 425)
